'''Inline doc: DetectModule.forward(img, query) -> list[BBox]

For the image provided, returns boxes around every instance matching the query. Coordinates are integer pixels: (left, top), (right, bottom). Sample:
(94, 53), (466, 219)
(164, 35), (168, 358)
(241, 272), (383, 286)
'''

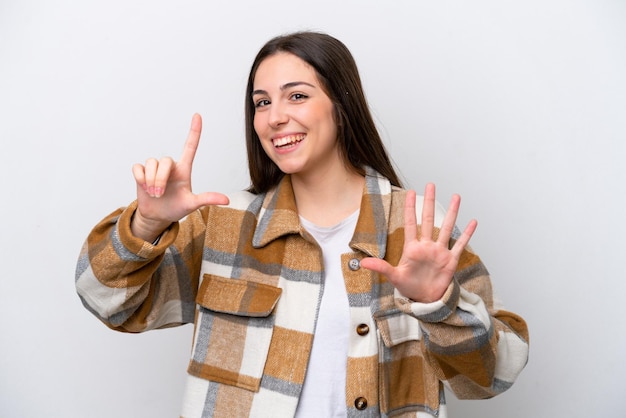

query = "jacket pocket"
(374, 307), (422, 347)
(374, 308), (441, 416)
(187, 274), (282, 392)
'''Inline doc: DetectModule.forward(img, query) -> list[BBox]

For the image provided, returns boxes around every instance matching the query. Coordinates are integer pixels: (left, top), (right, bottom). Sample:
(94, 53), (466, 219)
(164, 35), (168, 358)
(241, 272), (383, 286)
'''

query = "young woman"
(76, 31), (529, 418)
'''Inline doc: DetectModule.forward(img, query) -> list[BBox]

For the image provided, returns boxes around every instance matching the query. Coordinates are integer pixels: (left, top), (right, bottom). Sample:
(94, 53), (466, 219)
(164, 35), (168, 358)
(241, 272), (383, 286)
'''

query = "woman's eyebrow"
(252, 81), (316, 96)
(280, 81), (316, 90)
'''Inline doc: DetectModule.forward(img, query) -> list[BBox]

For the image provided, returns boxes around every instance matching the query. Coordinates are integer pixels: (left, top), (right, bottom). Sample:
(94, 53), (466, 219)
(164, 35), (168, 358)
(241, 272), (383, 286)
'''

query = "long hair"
(245, 31), (403, 193)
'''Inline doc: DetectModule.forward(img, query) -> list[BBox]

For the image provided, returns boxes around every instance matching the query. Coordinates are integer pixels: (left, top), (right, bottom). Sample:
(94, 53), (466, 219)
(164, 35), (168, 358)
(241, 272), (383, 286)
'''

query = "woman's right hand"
(130, 113), (230, 242)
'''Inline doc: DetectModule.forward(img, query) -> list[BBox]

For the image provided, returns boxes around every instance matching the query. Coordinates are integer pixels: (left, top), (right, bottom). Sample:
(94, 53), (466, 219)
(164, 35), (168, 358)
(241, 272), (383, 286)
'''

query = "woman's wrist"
(130, 210), (172, 243)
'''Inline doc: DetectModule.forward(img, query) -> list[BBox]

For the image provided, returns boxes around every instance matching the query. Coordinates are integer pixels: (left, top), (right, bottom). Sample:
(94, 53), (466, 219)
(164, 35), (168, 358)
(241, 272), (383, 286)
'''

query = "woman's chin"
(272, 160), (305, 176)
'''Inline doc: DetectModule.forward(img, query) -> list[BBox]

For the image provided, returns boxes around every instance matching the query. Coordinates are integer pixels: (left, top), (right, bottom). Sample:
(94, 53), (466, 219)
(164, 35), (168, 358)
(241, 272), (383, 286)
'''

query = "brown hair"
(245, 31), (402, 193)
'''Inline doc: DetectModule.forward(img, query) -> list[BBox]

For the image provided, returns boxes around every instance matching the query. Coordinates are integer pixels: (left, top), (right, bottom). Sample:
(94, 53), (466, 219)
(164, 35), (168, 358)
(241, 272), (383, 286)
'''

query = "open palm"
(360, 184), (477, 303)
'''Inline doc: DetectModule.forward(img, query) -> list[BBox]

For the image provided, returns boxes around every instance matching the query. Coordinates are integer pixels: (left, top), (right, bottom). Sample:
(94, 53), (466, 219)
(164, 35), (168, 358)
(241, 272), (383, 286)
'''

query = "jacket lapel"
(350, 167), (392, 260)
(252, 175), (303, 249)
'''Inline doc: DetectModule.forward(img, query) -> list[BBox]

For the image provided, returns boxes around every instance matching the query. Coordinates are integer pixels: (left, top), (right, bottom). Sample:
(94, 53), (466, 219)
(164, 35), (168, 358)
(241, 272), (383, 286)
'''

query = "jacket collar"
(252, 167), (392, 259)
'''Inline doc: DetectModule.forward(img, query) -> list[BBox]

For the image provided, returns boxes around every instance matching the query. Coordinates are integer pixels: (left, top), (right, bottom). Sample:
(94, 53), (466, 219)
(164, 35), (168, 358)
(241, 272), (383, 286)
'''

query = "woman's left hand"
(360, 183), (477, 303)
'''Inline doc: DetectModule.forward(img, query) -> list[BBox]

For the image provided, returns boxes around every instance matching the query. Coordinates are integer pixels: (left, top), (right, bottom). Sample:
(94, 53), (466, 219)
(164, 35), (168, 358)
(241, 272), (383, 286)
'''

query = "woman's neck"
(291, 166), (365, 227)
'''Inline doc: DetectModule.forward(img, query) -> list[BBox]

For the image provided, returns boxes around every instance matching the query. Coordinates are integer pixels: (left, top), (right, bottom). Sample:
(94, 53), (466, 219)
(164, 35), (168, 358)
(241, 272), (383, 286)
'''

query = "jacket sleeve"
(75, 201), (209, 333)
(395, 246), (529, 399)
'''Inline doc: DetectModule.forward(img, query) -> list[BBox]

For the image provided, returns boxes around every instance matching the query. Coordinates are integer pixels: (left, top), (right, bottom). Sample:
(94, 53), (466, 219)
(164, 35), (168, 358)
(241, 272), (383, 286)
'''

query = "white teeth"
(273, 134), (305, 147)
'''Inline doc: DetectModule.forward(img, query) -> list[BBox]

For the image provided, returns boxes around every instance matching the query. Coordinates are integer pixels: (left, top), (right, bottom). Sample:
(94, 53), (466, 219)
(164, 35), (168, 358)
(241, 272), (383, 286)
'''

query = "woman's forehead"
(253, 52), (318, 88)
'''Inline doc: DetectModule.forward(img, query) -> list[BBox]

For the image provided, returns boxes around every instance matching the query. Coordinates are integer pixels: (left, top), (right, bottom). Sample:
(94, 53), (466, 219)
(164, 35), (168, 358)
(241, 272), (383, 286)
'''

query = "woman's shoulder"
(198, 189), (266, 226)
(224, 189), (262, 210)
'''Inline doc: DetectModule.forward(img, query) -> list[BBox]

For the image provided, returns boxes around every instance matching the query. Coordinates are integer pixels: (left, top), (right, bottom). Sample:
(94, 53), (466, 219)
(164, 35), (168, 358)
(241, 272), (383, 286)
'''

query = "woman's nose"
(269, 103), (288, 128)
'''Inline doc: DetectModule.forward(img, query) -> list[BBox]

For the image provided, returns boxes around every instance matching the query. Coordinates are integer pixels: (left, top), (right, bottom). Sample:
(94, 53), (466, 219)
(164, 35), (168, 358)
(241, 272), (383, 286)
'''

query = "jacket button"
(356, 323), (370, 336)
(348, 258), (360, 271)
(354, 397), (368, 410)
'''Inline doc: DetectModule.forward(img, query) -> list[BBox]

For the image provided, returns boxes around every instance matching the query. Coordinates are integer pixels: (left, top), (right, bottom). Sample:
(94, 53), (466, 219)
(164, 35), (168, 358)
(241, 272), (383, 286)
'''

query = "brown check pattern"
(76, 168), (529, 417)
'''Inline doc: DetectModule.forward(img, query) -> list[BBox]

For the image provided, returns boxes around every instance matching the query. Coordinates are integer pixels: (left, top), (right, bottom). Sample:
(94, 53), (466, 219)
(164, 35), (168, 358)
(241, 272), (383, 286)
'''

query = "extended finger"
(450, 219), (478, 258)
(359, 256), (394, 278)
(404, 190), (418, 244)
(420, 183), (436, 240)
(178, 113), (203, 169)
(193, 191), (230, 208)
(438, 194), (461, 245)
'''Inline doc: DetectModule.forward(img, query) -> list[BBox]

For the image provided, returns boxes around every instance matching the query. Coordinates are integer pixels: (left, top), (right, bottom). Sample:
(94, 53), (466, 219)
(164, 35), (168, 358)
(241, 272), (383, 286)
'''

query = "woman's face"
(252, 52), (339, 178)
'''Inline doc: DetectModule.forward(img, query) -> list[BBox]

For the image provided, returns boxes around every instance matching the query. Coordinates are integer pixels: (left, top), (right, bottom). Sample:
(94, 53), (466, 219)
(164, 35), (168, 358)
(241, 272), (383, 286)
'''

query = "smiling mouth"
(273, 134), (305, 148)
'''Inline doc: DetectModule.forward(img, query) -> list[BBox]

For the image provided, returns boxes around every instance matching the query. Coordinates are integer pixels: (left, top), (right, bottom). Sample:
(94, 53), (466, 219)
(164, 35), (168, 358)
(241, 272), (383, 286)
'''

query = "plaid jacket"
(76, 168), (529, 418)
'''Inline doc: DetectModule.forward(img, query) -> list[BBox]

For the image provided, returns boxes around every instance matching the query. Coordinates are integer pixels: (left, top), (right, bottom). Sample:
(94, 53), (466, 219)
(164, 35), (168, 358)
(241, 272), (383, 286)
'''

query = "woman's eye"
(255, 99), (270, 108)
(290, 93), (308, 101)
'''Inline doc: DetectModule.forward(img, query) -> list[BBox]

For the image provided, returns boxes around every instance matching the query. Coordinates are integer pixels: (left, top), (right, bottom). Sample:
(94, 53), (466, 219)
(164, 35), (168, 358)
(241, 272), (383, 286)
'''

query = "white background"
(1, 1), (625, 417)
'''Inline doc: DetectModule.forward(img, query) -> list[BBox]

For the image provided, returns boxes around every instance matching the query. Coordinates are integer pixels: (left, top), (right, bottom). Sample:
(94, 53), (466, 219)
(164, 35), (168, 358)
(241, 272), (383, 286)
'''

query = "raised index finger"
(179, 113), (203, 168)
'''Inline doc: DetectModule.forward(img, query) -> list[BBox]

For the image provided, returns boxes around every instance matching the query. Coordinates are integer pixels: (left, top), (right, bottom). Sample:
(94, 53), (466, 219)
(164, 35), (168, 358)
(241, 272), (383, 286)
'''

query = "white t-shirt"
(295, 211), (359, 418)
